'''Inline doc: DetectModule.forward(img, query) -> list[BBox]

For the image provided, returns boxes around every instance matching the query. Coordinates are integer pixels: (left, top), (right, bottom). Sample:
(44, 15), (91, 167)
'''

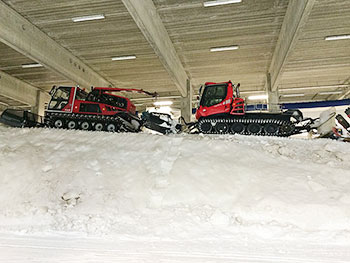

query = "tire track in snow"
(0, 236), (349, 263)
(148, 137), (183, 208)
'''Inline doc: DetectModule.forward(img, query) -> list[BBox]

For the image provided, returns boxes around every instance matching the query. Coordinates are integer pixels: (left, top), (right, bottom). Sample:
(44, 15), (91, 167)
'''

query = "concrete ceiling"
(0, 0), (349, 109)
(154, 0), (288, 89)
(280, 0), (350, 101)
(0, 42), (73, 89)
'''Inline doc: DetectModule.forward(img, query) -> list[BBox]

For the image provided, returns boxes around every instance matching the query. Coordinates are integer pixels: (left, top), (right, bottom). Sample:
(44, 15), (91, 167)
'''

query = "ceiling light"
(280, 84), (348, 92)
(204, 0), (242, 7)
(159, 106), (172, 111)
(281, 94), (305, 97)
(21, 63), (43, 68)
(154, 101), (173, 106)
(210, 45), (239, 52)
(319, 91), (343, 95)
(248, 95), (268, 100)
(147, 106), (173, 115)
(111, 55), (137, 61)
(72, 14), (105, 22)
(325, 35), (350, 41)
(239, 90), (265, 95)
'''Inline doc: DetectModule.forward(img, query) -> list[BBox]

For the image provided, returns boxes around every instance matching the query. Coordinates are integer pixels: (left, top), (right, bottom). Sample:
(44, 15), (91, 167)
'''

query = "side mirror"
(49, 85), (57, 96)
(235, 83), (241, 98)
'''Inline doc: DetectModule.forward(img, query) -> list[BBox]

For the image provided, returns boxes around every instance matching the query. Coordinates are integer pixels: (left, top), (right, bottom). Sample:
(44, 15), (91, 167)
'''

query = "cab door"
(47, 86), (75, 113)
(197, 84), (230, 117)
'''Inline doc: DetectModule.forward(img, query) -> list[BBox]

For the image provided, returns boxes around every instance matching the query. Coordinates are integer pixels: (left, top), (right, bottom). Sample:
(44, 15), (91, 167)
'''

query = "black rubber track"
(45, 112), (142, 133)
(198, 117), (295, 137)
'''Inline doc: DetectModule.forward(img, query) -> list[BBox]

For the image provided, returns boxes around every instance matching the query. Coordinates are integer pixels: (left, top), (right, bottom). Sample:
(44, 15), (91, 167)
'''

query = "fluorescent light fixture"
(72, 14), (105, 22)
(111, 55), (137, 61)
(239, 90), (265, 95)
(159, 106), (172, 112)
(281, 94), (305, 98)
(147, 106), (173, 115)
(154, 101), (173, 106)
(325, 34), (350, 41)
(210, 45), (239, 52)
(280, 84), (348, 92)
(21, 63), (43, 68)
(204, 0), (242, 7)
(248, 95), (268, 100)
(319, 91), (343, 95)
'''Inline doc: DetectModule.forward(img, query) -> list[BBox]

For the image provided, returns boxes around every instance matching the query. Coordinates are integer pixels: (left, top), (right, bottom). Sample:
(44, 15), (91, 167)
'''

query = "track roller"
(80, 121), (91, 130)
(215, 122), (228, 133)
(230, 122), (245, 134)
(199, 120), (212, 133)
(53, 119), (64, 129)
(264, 123), (279, 135)
(247, 123), (262, 135)
(94, 122), (104, 131)
(67, 120), (77, 130)
(106, 123), (117, 132)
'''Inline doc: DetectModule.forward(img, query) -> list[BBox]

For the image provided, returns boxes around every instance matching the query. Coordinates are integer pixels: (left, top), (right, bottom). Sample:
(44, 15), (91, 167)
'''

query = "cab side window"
(79, 103), (101, 113)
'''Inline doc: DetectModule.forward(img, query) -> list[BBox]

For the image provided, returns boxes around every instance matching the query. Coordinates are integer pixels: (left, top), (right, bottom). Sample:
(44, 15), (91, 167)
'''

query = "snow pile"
(0, 126), (350, 243)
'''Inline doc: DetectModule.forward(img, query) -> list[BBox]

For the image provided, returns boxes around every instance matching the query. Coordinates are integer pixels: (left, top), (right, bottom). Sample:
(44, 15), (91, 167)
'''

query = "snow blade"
(141, 112), (181, 134)
(346, 107), (350, 118)
(336, 114), (350, 130)
(0, 109), (43, 128)
(314, 107), (337, 137)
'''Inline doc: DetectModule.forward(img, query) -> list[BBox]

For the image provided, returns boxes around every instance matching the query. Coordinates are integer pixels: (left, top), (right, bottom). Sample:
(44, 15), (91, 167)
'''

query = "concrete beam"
(268, 0), (316, 91)
(0, 1), (111, 89)
(339, 89), (350, 100)
(338, 78), (350, 100)
(121, 0), (188, 96)
(0, 70), (38, 106)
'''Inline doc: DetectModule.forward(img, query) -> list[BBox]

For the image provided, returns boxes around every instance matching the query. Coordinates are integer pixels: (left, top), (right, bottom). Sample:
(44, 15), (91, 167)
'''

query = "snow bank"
(0, 126), (350, 243)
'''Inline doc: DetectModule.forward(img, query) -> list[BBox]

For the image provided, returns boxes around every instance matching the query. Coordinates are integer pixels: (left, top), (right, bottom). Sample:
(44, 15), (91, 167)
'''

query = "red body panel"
(50, 86), (150, 116)
(71, 100), (130, 115)
(195, 81), (245, 120)
(92, 87), (142, 114)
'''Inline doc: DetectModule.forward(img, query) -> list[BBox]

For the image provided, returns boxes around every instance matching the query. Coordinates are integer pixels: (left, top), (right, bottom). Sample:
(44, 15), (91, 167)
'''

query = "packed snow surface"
(0, 125), (350, 261)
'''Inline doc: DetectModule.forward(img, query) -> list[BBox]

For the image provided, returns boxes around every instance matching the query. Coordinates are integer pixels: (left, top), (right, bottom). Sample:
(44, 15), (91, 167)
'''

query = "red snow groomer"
(192, 81), (304, 136)
(143, 80), (306, 136)
(45, 86), (157, 132)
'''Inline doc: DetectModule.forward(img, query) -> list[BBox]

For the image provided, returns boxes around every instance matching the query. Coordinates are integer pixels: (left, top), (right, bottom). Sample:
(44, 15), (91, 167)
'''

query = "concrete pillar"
(31, 91), (50, 116)
(267, 90), (280, 113)
(266, 73), (280, 113)
(181, 79), (192, 123)
(137, 105), (147, 114)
